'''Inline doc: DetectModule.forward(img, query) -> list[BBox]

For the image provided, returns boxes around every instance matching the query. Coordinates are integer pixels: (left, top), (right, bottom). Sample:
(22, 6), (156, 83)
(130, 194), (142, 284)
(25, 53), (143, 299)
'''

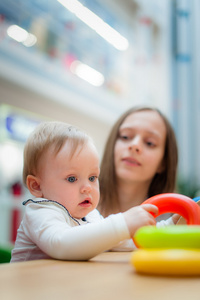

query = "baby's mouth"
(82, 200), (90, 204)
(79, 199), (92, 207)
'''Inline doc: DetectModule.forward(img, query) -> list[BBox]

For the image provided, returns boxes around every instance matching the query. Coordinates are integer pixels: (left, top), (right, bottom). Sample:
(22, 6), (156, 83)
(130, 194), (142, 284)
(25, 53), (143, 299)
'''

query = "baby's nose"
(81, 183), (92, 193)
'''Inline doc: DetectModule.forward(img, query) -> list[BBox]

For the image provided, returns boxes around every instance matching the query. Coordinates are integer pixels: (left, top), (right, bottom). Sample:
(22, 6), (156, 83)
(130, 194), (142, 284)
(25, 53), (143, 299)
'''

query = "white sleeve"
(24, 205), (130, 261)
(156, 216), (174, 228)
(109, 238), (137, 252)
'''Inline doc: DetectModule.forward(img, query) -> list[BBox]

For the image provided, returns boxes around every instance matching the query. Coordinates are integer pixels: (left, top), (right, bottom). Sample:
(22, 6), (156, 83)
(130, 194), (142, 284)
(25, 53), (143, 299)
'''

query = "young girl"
(11, 121), (160, 262)
(98, 106), (178, 218)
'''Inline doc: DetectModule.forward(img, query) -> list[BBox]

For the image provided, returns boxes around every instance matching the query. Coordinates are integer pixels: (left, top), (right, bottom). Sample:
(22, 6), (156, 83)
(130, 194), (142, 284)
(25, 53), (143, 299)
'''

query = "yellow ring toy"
(131, 249), (200, 276)
(133, 225), (200, 249)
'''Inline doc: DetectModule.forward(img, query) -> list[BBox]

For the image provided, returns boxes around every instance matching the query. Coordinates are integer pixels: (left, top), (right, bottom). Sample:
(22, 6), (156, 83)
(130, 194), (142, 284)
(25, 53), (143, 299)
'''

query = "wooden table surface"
(0, 252), (199, 300)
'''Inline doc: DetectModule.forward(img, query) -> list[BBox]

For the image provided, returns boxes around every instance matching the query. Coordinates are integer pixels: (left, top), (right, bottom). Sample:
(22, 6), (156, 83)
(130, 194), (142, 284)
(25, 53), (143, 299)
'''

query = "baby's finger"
(142, 204), (159, 215)
(149, 214), (157, 225)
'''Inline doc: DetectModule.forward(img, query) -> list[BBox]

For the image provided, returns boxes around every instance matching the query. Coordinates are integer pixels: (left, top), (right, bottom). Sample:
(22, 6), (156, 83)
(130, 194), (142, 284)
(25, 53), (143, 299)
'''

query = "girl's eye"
(67, 176), (77, 183)
(146, 141), (155, 147)
(119, 135), (129, 140)
(89, 176), (97, 182)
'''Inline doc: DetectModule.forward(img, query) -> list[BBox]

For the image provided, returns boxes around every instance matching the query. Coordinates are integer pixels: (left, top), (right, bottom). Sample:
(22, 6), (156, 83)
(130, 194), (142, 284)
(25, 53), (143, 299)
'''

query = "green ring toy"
(133, 225), (200, 249)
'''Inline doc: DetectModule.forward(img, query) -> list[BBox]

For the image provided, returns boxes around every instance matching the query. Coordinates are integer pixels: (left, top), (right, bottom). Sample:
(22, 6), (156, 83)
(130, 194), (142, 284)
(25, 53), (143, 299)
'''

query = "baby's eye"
(89, 176), (97, 182)
(67, 176), (77, 183)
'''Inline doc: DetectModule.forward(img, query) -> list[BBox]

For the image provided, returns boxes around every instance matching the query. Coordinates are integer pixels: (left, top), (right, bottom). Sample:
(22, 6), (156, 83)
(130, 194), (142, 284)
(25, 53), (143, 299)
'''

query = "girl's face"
(36, 141), (100, 219)
(114, 110), (167, 186)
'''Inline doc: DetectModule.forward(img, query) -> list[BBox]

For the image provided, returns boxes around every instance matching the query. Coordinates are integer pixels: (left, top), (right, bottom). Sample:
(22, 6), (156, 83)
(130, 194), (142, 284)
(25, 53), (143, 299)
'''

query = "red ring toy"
(142, 193), (200, 225)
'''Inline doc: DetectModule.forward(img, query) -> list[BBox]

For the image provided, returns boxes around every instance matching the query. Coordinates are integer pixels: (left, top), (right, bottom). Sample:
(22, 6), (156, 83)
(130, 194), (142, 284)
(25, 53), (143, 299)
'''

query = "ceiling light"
(57, 0), (129, 51)
(23, 33), (37, 47)
(7, 25), (37, 47)
(70, 60), (104, 86)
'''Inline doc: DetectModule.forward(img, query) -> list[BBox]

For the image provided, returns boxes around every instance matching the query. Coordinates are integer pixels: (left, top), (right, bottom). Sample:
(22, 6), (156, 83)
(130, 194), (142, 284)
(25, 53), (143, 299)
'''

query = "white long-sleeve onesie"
(11, 198), (174, 262)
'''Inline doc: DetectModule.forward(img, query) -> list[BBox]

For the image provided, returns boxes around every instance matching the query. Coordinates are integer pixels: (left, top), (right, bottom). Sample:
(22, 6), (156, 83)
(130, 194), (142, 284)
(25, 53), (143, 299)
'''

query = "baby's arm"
(24, 204), (158, 261)
(109, 204), (158, 252)
(25, 207), (129, 260)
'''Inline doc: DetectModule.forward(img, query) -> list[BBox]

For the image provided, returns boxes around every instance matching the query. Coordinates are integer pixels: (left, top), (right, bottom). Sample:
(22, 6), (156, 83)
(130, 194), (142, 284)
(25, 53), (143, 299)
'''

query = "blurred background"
(0, 0), (200, 246)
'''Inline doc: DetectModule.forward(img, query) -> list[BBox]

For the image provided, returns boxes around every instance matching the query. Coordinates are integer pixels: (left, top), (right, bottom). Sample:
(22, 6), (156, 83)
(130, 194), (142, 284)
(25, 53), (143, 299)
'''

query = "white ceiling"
(0, 0), (172, 122)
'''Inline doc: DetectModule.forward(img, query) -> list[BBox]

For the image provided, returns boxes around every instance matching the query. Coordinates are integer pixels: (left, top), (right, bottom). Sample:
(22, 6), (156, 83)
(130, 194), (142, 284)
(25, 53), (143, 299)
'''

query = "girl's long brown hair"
(98, 106), (178, 217)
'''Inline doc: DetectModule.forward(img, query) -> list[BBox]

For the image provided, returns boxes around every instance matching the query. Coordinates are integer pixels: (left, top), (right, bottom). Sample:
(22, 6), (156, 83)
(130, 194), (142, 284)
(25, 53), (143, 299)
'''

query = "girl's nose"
(128, 136), (141, 153)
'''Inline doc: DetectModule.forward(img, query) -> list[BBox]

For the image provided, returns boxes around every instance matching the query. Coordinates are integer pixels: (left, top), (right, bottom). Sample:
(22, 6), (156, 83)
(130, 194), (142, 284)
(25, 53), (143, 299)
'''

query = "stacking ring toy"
(131, 194), (200, 276)
(133, 225), (200, 249)
(177, 199), (200, 225)
(142, 193), (200, 225)
(131, 249), (200, 276)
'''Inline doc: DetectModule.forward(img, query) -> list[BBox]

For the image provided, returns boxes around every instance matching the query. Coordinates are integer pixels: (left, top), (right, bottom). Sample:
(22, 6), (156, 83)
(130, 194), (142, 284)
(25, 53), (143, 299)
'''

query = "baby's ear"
(26, 175), (42, 197)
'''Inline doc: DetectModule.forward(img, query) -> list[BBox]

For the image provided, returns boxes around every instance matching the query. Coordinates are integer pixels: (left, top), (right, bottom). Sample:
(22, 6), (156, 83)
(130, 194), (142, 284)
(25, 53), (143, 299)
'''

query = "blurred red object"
(10, 182), (23, 243)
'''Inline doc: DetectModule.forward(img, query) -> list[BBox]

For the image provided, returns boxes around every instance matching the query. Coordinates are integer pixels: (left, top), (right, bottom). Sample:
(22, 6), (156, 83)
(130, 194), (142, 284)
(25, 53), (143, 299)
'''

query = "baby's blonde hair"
(23, 121), (91, 186)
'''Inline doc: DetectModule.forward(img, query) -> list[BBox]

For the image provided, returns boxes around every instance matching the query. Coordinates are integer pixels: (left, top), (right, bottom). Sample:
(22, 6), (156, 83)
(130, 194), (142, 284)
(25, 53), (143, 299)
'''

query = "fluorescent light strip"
(70, 60), (104, 86)
(7, 25), (37, 47)
(57, 0), (129, 51)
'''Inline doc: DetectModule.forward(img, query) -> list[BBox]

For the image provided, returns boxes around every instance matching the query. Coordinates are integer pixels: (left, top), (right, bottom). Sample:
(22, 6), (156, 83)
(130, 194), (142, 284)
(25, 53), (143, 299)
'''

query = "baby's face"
(37, 141), (100, 219)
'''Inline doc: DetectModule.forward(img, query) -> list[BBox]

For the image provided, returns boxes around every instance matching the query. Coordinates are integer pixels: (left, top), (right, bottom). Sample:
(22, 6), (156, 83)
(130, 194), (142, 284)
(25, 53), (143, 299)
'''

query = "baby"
(11, 121), (172, 262)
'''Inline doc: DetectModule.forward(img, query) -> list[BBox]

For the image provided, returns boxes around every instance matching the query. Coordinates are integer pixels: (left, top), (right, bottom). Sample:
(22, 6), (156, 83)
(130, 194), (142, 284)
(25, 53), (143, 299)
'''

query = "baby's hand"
(123, 204), (158, 237)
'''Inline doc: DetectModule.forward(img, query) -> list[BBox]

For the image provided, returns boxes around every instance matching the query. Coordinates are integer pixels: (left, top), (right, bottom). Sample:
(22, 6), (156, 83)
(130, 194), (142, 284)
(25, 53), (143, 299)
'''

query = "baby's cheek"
(94, 188), (100, 202)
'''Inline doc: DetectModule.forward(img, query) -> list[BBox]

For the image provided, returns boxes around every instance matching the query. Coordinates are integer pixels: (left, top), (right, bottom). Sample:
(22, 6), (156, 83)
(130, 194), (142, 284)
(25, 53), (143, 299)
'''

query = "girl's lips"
(122, 157), (141, 166)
